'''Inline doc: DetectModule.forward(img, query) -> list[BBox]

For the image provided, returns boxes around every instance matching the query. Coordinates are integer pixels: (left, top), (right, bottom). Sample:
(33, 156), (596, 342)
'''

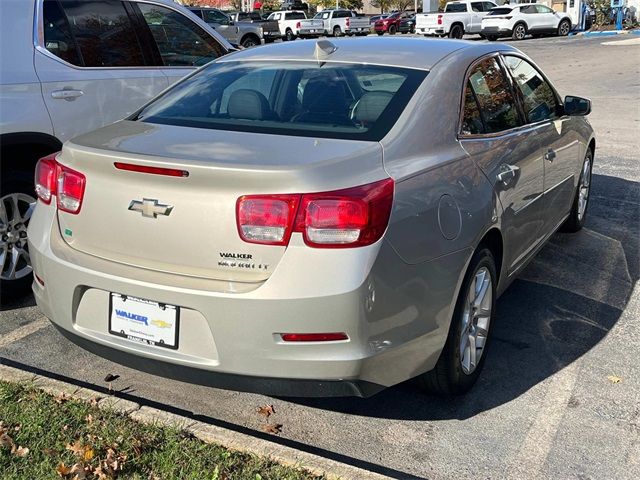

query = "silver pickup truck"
(299, 9), (370, 37)
(226, 11), (281, 43)
(188, 7), (265, 47)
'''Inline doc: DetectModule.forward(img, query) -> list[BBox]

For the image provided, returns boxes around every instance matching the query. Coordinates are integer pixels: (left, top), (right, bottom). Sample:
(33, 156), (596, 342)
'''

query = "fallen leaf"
(83, 447), (94, 461)
(93, 465), (108, 480)
(56, 463), (72, 477)
(54, 393), (70, 404)
(12, 445), (29, 457)
(66, 440), (86, 457)
(43, 447), (57, 456)
(262, 423), (283, 435)
(103, 373), (120, 383)
(607, 375), (622, 384)
(256, 404), (275, 418)
(0, 432), (15, 449)
(62, 424), (70, 431)
(85, 414), (94, 425)
(88, 398), (99, 407)
(69, 462), (88, 480)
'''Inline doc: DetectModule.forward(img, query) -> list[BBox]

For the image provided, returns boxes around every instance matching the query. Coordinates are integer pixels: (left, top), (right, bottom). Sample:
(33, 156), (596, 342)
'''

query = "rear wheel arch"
(588, 138), (596, 157)
(478, 228), (504, 284)
(0, 132), (62, 187)
(240, 33), (260, 47)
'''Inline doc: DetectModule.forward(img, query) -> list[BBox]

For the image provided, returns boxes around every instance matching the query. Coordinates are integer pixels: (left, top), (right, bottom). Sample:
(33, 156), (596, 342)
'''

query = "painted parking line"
(0, 318), (49, 348)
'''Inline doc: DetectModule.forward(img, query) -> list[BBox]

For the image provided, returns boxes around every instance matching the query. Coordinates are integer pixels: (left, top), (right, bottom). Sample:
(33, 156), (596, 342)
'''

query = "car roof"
(218, 37), (518, 71)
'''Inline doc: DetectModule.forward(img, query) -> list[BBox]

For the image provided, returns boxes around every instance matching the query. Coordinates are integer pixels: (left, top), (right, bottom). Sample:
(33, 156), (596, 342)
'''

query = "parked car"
(29, 37), (595, 398)
(226, 10), (281, 43)
(0, 0), (231, 300)
(374, 11), (413, 35)
(416, 0), (497, 38)
(188, 7), (264, 47)
(399, 14), (417, 34)
(481, 4), (573, 41)
(369, 14), (390, 25)
(267, 10), (308, 41)
(298, 9), (370, 37)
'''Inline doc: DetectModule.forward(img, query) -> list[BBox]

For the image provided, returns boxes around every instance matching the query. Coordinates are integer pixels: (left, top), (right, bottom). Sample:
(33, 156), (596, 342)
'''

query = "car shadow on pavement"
(0, 294), (36, 311)
(290, 173), (639, 420)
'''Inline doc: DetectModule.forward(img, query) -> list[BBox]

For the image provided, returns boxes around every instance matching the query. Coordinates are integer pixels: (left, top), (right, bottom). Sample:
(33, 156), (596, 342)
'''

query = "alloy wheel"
(559, 21), (570, 36)
(577, 156), (592, 221)
(0, 193), (36, 281)
(514, 24), (526, 40)
(459, 267), (493, 375)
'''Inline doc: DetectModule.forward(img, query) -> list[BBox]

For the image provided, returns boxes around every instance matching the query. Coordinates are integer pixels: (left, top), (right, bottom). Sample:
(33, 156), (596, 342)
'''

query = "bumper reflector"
(280, 333), (349, 342)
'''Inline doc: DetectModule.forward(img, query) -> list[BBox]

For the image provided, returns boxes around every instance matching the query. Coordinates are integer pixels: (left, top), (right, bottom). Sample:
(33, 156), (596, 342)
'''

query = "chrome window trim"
(457, 51), (567, 140)
(33, 0), (225, 71)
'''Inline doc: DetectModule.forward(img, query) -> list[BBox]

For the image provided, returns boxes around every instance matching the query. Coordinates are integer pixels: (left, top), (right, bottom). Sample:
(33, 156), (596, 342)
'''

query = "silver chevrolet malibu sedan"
(29, 38), (595, 397)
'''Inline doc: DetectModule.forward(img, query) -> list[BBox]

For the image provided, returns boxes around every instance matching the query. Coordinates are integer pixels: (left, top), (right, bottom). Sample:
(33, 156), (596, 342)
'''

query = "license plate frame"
(108, 293), (179, 350)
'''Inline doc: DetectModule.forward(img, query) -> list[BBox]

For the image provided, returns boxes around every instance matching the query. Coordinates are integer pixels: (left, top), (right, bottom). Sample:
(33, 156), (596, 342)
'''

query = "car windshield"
(445, 3), (468, 12)
(135, 61), (427, 141)
(488, 7), (514, 15)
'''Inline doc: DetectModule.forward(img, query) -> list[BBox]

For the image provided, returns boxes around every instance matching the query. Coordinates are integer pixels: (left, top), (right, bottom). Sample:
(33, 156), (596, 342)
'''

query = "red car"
(374, 11), (411, 35)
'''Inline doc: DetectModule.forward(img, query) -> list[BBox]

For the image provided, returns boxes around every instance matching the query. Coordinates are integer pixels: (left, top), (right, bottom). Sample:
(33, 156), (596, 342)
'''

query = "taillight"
(35, 153), (59, 204)
(57, 165), (86, 214)
(236, 195), (299, 246)
(296, 21), (301, 29)
(437, 14), (443, 25)
(345, 17), (350, 27)
(281, 333), (349, 342)
(236, 178), (394, 249)
(34, 153), (86, 214)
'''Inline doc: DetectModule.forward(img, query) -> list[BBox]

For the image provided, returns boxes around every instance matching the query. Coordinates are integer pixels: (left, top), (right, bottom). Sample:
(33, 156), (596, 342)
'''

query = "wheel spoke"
(468, 334), (477, 369)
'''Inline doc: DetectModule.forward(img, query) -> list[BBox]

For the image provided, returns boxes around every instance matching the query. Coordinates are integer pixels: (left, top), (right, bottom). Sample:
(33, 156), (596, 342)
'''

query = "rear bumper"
(416, 27), (445, 35)
(481, 26), (512, 37)
(29, 201), (457, 397)
(298, 28), (324, 36)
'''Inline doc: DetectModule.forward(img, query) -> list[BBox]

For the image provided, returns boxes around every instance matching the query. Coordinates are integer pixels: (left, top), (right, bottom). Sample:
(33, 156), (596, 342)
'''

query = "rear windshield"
(314, 12), (331, 19)
(488, 7), (514, 15)
(445, 3), (468, 12)
(134, 61), (427, 141)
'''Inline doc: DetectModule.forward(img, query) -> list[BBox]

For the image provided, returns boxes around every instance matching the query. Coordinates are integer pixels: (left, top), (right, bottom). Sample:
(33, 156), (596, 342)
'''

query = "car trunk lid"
(56, 121), (383, 283)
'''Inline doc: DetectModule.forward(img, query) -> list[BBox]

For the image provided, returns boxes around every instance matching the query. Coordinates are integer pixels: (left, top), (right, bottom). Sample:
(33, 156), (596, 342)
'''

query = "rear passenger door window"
(136, 3), (226, 67)
(503, 56), (559, 123)
(42, 0), (82, 66)
(57, 0), (146, 67)
(464, 57), (522, 134)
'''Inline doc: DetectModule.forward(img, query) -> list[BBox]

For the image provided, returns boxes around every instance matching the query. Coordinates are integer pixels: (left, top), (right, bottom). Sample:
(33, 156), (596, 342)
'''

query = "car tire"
(377, 31), (384, 36)
(560, 148), (593, 233)
(285, 28), (295, 41)
(512, 23), (527, 40)
(333, 26), (343, 37)
(486, 34), (498, 41)
(415, 247), (497, 396)
(0, 171), (37, 301)
(557, 19), (571, 36)
(388, 25), (397, 35)
(449, 24), (464, 39)
(240, 35), (260, 48)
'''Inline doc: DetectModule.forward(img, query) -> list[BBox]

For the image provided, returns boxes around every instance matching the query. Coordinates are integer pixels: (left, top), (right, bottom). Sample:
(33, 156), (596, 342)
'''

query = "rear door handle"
(51, 89), (84, 101)
(544, 149), (557, 162)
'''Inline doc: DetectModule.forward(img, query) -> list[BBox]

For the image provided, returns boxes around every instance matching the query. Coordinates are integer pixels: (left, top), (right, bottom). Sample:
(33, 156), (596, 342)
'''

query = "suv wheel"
(333, 26), (343, 37)
(512, 23), (527, 40)
(449, 24), (464, 39)
(389, 25), (397, 35)
(558, 19), (571, 36)
(1, 171), (37, 300)
(285, 28), (295, 41)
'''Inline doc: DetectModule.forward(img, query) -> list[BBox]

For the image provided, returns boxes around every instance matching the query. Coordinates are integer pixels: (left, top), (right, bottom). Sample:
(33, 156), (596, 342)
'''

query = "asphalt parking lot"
(1, 34), (639, 480)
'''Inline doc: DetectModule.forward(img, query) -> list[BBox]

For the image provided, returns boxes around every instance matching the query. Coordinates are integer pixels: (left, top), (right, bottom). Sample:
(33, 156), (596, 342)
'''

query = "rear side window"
(57, 0), (145, 67)
(461, 82), (484, 135)
(286, 12), (306, 20)
(487, 8), (513, 15)
(471, 2), (483, 12)
(465, 57), (522, 134)
(42, 0), (81, 65)
(504, 56), (559, 123)
(137, 3), (225, 67)
(135, 61), (427, 142)
(445, 3), (468, 12)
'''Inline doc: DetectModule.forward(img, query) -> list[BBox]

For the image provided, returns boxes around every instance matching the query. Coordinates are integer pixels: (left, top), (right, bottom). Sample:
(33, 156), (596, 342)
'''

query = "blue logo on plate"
(115, 309), (148, 326)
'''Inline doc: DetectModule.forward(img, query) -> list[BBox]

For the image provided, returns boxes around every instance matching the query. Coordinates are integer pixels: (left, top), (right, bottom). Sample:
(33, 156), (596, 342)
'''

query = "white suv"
(481, 3), (573, 41)
(0, 0), (231, 299)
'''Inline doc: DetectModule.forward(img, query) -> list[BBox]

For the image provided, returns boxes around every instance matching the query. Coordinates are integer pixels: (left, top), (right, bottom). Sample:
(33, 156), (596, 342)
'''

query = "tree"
(393, 0), (413, 12)
(370, 0), (393, 14)
(306, 0), (363, 10)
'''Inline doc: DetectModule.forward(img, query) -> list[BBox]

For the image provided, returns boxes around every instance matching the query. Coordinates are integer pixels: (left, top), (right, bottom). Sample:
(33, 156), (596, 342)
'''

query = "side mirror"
(564, 95), (591, 116)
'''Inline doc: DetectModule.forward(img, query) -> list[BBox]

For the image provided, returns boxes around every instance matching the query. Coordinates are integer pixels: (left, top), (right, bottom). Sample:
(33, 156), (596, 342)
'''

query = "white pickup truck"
(298, 9), (370, 38)
(415, 1), (497, 38)
(267, 10), (307, 41)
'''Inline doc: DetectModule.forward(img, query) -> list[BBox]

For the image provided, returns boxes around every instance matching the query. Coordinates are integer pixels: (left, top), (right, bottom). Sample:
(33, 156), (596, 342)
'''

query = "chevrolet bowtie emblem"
(128, 199), (173, 218)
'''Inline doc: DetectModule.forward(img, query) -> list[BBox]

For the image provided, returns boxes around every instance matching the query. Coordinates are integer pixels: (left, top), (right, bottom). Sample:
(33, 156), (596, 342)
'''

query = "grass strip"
(0, 380), (322, 480)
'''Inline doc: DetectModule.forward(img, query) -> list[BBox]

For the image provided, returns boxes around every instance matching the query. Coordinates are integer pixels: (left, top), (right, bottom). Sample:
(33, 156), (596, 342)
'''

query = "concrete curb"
(0, 364), (390, 480)
(570, 29), (639, 37)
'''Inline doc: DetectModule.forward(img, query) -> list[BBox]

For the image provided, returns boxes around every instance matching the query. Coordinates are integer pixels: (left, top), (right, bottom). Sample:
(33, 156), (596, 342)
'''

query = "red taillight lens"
(35, 153), (59, 204)
(345, 17), (350, 27)
(296, 21), (301, 28)
(236, 195), (299, 245)
(281, 333), (349, 342)
(34, 152), (86, 214)
(57, 165), (86, 214)
(114, 162), (189, 177)
(437, 14), (443, 25)
(236, 178), (394, 249)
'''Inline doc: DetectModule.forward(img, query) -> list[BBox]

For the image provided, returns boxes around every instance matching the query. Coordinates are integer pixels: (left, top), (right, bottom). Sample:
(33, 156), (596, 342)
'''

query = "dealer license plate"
(109, 293), (179, 349)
